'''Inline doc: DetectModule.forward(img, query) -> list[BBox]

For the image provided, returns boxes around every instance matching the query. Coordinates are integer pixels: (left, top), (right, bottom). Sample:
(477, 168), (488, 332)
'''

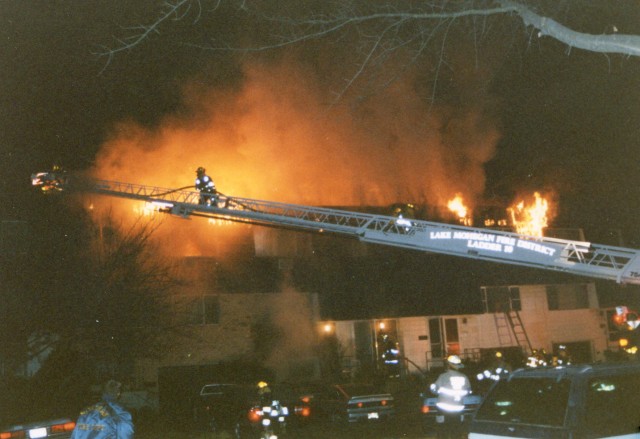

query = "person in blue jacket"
(71, 379), (134, 439)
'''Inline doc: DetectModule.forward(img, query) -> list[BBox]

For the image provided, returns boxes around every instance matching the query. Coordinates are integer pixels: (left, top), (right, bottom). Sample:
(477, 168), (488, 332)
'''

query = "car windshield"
(340, 384), (383, 397)
(474, 376), (570, 427)
(584, 372), (640, 437)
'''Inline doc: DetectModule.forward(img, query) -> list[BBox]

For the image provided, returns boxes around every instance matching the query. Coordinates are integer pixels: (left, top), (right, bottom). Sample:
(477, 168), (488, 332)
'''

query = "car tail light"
(51, 421), (76, 433)
(248, 407), (262, 423)
(421, 405), (430, 414)
(1, 431), (26, 439)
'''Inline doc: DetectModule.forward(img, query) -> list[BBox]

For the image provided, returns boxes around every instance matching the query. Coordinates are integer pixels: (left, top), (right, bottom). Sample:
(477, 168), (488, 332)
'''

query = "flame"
(447, 194), (472, 226)
(508, 192), (550, 237)
(88, 60), (501, 258)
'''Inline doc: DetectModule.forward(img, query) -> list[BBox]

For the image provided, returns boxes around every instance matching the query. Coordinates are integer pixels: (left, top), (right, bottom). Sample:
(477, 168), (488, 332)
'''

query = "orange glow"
(613, 313), (626, 326)
(87, 59), (501, 258)
(508, 192), (553, 237)
(421, 405), (430, 414)
(248, 408), (262, 423)
(447, 194), (472, 225)
(51, 422), (76, 433)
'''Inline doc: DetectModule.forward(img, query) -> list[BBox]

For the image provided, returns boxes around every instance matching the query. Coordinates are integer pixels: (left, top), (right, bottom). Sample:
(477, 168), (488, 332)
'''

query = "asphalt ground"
(135, 411), (432, 439)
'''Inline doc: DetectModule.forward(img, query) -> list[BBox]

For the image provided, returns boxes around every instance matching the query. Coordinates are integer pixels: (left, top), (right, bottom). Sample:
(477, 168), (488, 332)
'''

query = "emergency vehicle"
(30, 170), (640, 286)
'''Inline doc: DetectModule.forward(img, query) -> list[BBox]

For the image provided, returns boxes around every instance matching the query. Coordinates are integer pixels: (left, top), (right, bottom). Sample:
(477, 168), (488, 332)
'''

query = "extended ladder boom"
(46, 177), (640, 285)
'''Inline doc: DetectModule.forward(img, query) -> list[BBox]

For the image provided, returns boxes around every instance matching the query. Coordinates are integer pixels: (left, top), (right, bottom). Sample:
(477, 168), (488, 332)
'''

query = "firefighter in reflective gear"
(195, 167), (217, 206)
(70, 379), (134, 439)
(552, 344), (572, 366)
(379, 333), (401, 377)
(526, 348), (549, 368)
(477, 351), (511, 382)
(430, 355), (472, 438)
(257, 381), (272, 404)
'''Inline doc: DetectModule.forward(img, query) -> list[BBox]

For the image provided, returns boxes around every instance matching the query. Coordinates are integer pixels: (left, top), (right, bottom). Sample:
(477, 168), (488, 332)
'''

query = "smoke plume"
(90, 58), (501, 256)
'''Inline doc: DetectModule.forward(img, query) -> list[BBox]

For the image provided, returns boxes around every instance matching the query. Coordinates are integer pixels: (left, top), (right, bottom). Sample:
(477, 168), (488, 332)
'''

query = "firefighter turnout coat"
(70, 397), (134, 439)
(432, 369), (472, 413)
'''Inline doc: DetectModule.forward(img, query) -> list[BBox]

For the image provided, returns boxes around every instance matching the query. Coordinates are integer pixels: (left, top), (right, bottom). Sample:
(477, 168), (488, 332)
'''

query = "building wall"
(137, 291), (321, 385)
(323, 282), (611, 375)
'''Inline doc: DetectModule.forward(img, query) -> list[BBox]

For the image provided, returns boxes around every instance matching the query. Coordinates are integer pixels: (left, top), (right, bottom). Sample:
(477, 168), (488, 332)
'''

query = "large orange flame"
(447, 194), (473, 226)
(88, 60), (501, 258)
(508, 192), (551, 237)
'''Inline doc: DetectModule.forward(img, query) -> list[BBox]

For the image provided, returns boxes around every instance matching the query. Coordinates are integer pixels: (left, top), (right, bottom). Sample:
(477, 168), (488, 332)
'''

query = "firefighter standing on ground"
(195, 167), (217, 206)
(430, 355), (472, 439)
(477, 351), (511, 383)
(70, 379), (134, 439)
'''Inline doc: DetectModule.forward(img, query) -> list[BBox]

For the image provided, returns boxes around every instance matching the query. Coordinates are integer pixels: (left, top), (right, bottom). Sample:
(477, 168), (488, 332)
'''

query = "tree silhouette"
(96, 1), (640, 87)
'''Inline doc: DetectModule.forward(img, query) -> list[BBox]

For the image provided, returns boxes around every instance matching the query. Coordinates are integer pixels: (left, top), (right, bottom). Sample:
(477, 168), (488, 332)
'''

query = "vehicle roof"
(508, 361), (640, 379)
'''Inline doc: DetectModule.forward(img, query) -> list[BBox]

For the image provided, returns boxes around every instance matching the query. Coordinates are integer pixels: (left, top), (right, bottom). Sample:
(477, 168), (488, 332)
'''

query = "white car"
(0, 417), (76, 438)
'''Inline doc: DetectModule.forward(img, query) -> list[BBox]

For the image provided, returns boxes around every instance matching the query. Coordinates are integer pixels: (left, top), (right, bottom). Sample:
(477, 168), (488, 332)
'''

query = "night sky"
(3, 1), (640, 310)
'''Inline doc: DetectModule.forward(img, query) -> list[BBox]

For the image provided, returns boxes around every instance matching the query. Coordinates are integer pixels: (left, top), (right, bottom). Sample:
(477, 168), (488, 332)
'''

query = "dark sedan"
(296, 383), (395, 424)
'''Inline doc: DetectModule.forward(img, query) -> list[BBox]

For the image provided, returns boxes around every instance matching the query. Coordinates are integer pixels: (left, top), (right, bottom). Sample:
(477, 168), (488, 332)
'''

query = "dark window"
(482, 286), (521, 313)
(584, 372), (640, 436)
(174, 294), (220, 325)
(546, 284), (589, 310)
(475, 377), (570, 427)
(174, 295), (202, 325)
(204, 295), (220, 324)
(429, 318), (443, 359)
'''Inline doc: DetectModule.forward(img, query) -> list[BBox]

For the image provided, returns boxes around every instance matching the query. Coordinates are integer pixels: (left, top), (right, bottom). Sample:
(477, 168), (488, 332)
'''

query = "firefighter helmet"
(257, 381), (269, 389)
(446, 355), (463, 369)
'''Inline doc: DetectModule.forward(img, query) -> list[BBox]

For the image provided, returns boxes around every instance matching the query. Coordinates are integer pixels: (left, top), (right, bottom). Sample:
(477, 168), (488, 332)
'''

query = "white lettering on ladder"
(429, 230), (556, 257)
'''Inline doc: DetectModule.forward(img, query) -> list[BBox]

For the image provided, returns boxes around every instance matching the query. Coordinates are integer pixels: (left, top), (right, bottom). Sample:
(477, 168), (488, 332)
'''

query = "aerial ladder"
(31, 171), (640, 286)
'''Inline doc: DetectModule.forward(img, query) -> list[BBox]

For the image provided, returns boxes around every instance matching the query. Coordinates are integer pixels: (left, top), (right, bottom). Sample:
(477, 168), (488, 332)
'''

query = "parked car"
(469, 362), (640, 438)
(194, 383), (254, 432)
(296, 383), (395, 424)
(420, 391), (482, 433)
(0, 417), (76, 439)
(194, 382), (292, 438)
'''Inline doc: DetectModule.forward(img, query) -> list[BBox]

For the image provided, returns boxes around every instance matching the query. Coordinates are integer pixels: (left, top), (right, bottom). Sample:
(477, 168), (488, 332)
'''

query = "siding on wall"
(323, 283), (609, 374)
(158, 292), (320, 373)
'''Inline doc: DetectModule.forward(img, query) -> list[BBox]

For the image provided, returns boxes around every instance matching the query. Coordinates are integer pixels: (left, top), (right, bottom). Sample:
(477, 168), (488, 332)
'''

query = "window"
(584, 372), (640, 436)
(203, 295), (220, 324)
(474, 377), (571, 427)
(174, 294), (220, 325)
(482, 286), (521, 313)
(445, 318), (460, 355)
(546, 284), (589, 310)
(429, 318), (443, 359)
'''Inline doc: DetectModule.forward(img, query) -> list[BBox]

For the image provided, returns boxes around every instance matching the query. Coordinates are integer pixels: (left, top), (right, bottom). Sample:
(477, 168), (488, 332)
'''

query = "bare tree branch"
(95, 0), (197, 72)
(500, 0), (640, 56)
(97, 1), (640, 59)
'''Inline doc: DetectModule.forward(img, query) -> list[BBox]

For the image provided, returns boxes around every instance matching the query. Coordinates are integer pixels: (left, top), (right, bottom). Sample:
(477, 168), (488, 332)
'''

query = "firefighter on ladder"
(430, 355), (472, 439)
(195, 167), (218, 206)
